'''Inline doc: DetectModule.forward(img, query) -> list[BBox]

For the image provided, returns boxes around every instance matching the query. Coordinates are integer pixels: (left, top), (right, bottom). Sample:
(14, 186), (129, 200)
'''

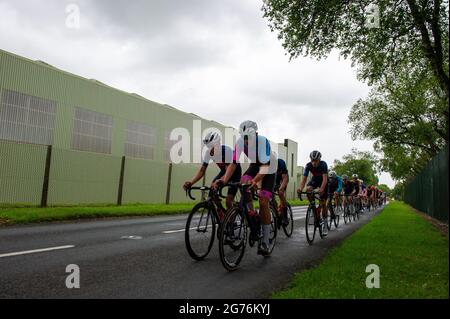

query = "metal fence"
(0, 139), (299, 207)
(404, 144), (449, 223)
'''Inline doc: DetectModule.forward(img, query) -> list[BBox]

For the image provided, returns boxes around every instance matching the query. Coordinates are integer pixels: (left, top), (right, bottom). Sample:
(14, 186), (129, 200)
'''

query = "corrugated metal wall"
(0, 49), (298, 206)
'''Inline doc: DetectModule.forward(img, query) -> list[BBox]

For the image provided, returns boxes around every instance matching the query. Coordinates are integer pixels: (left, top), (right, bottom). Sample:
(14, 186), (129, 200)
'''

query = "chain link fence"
(404, 145), (449, 223)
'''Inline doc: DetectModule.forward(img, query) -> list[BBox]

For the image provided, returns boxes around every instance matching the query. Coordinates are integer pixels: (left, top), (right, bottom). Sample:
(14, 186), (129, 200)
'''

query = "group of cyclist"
(183, 120), (386, 256)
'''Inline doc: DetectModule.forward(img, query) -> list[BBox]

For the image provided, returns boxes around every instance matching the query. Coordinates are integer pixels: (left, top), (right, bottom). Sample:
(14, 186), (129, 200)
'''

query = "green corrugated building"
(0, 49), (299, 206)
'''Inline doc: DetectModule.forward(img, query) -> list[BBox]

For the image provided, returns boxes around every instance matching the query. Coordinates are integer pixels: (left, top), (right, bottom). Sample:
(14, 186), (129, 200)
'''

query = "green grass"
(0, 199), (309, 226)
(273, 201), (449, 299)
(0, 203), (194, 226)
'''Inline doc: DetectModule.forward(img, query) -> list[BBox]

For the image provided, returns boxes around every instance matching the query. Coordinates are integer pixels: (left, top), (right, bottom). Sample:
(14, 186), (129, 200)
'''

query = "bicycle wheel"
(305, 206), (316, 245)
(268, 206), (278, 254)
(343, 203), (350, 224)
(185, 202), (216, 261)
(282, 204), (294, 238)
(333, 205), (340, 228)
(218, 207), (247, 271)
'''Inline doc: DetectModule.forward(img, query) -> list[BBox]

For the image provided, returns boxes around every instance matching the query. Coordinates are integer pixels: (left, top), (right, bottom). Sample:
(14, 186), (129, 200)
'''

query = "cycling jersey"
(203, 145), (241, 195)
(233, 135), (275, 197)
(275, 158), (288, 187)
(202, 145), (235, 171)
(343, 180), (354, 195)
(233, 135), (271, 166)
(304, 160), (328, 200)
(328, 176), (343, 193)
(353, 180), (360, 194)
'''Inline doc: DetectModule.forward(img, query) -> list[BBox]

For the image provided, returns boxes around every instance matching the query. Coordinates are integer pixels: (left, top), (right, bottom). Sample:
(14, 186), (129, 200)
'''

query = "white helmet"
(310, 150), (322, 161)
(239, 120), (258, 136)
(203, 132), (221, 149)
(352, 174), (358, 179)
(329, 170), (337, 178)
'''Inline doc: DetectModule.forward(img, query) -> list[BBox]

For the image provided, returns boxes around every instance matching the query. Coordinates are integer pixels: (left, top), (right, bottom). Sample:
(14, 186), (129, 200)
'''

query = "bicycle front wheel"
(185, 202), (216, 261)
(282, 204), (294, 238)
(305, 206), (316, 245)
(218, 207), (247, 271)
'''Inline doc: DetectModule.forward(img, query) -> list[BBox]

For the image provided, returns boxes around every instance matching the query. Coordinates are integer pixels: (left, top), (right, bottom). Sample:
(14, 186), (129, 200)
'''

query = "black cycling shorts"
(242, 163), (275, 193)
(307, 178), (328, 200)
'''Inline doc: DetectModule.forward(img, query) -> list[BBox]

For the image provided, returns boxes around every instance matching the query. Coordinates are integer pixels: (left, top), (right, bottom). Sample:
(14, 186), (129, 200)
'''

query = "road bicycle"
(326, 193), (341, 230)
(270, 190), (294, 238)
(298, 191), (326, 245)
(184, 186), (227, 261)
(218, 183), (278, 271)
(342, 194), (353, 224)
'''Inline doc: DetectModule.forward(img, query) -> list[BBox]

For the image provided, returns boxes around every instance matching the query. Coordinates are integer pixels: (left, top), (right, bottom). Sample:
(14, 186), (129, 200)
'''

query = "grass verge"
(273, 201), (449, 299)
(0, 199), (309, 226)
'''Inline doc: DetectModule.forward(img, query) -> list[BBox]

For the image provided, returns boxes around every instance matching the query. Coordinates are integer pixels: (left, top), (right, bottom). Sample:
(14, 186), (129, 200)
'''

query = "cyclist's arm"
(298, 175), (307, 192)
(280, 174), (289, 191)
(253, 164), (270, 184)
(320, 173), (328, 192)
(191, 165), (207, 185)
(219, 163), (237, 184)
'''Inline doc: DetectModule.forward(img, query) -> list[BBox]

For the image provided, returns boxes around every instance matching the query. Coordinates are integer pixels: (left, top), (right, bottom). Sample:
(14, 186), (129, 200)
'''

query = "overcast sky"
(0, 0), (395, 187)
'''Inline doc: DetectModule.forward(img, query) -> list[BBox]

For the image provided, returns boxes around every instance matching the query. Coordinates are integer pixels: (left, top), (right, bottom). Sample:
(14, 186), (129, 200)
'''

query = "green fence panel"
(122, 158), (169, 204)
(0, 140), (47, 205)
(405, 145), (449, 223)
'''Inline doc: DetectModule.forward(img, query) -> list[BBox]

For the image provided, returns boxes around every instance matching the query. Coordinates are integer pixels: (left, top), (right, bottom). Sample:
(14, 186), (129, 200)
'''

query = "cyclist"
(352, 174), (362, 212)
(327, 171), (342, 219)
(213, 120), (276, 256)
(273, 156), (289, 227)
(366, 184), (373, 209)
(360, 180), (367, 211)
(297, 151), (329, 235)
(342, 175), (354, 210)
(183, 132), (242, 219)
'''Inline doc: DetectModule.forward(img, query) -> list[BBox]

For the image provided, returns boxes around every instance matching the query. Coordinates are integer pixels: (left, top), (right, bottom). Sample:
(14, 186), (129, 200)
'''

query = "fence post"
(166, 163), (173, 205)
(117, 156), (126, 206)
(40, 145), (53, 208)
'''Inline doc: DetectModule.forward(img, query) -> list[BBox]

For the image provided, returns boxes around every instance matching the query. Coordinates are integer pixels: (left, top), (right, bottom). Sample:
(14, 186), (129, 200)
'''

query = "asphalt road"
(0, 206), (382, 299)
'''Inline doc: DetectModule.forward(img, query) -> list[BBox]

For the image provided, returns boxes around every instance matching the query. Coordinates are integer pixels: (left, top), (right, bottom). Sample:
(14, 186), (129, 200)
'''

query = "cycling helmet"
(352, 174), (358, 179)
(329, 170), (337, 178)
(239, 120), (258, 136)
(203, 131), (221, 149)
(310, 150), (322, 161)
(342, 174), (349, 180)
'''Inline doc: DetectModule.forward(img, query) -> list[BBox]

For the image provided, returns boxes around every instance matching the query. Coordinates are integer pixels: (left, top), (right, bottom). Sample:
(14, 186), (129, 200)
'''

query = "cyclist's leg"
(259, 171), (276, 253)
(226, 165), (241, 209)
(241, 164), (259, 211)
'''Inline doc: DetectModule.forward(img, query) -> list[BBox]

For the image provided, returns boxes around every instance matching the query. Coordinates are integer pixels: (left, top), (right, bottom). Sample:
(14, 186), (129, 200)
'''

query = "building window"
(0, 89), (56, 145)
(71, 107), (113, 154)
(124, 121), (156, 160)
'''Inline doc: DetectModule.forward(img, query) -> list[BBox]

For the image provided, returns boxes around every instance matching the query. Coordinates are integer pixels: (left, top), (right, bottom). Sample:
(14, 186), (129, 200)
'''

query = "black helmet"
(310, 150), (322, 161)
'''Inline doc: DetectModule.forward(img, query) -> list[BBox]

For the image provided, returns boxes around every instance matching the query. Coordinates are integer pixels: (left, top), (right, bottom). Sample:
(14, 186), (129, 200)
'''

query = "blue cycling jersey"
(303, 161), (328, 178)
(328, 176), (343, 193)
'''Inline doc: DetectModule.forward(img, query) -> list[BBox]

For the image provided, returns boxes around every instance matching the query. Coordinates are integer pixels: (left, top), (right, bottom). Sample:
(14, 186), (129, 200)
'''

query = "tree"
(262, 0), (449, 99)
(349, 63), (448, 180)
(392, 182), (405, 200)
(332, 149), (379, 186)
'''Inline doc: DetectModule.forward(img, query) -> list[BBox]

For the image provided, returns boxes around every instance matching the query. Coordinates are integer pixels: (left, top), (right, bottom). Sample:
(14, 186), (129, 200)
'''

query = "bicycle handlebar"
(185, 186), (226, 201)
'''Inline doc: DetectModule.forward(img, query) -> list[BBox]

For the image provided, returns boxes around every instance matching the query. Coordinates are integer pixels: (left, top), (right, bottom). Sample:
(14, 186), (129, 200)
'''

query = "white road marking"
(0, 245), (75, 259)
(120, 236), (143, 240)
